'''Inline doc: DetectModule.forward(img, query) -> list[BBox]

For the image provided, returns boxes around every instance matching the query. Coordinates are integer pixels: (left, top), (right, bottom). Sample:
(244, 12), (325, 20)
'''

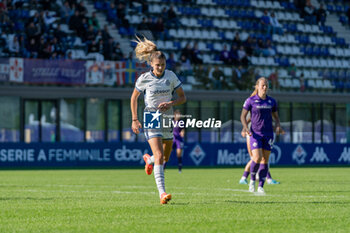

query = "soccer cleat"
(249, 180), (255, 192)
(143, 154), (153, 175)
(267, 178), (280, 185)
(257, 187), (265, 195)
(160, 192), (172, 204)
(239, 178), (248, 185)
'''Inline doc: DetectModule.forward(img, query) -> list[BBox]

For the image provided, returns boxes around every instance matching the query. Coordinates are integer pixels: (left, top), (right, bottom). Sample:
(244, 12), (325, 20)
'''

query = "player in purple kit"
(172, 109), (185, 173)
(239, 116), (281, 185)
(240, 77), (284, 194)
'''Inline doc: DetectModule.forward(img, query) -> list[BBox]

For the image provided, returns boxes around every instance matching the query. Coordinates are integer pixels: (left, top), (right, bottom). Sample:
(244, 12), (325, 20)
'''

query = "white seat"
(209, 30), (219, 40)
(335, 59), (342, 68)
(296, 57), (305, 67)
(267, 57), (276, 66)
(217, 8), (226, 17)
(165, 41), (174, 50)
(279, 78), (286, 87)
(284, 78), (293, 88)
(305, 58), (313, 67)
(304, 24), (312, 33)
(190, 18), (198, 27)
(286, 12), (293, 21)
(277, 45), (285, 54)
(312, 58), (320, 68)
(157, 40), (165, 49)
(309, 35), (317, 44)
(202, 30), (210, 38)
(240, 32), (249, 40)
(229, 20), (238, 29)
(225, 31), (234, 40)
(327, 59), (335, 68)
(341, 60), (349, 68)
(311, 25), (320, 33)
(213, 42), (223, 51)
(272, 34), (281, 43)
(169, 29), (177, 38)
(308, 79), (316, 88)
(317, 36), (325, 45)
(304, 70), (311, 78)
(254, 10), (263, 18)
(224, 67), (232, 76)
(324, 80), (334, 89)
(292, 12), (302, 21)
(324, 37), (332, 45)
(320, 59), (328, 67)
(277, 11), (285, 19)
(203, 54), (212, 63)
(201, 7), (209, 16)
(198, 41), (207, 51)
(273, 1), (282, 9)
(213, 19), (221, 28)
(208, 8), (217, 16)
(285, 45), (293, 55)
(279, 69), (288, 78)
(194, 29), (202, 39)
(222, 19), (229, 29)
(329, 47), (337, 56)
(266, 1), (273, 8)
(250, 0), (258, 7)
(292, 45), (301, 55)
(292, 79), (300, 88)
(315, 79), (324, 88)
(251, 56), (259, 65)
(259, 57), (266, 65)
(185, 29), (194, 39)
(297, 23), (305, 32)
(178, 29), (185, 38)
(311, 70), (318, 78)
(287, 34), (297, 43)
(336, 48), (344, 57)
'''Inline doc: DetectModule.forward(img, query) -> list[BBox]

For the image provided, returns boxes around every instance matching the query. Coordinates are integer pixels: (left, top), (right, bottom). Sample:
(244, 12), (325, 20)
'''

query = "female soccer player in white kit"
(130, 37), (186, 204)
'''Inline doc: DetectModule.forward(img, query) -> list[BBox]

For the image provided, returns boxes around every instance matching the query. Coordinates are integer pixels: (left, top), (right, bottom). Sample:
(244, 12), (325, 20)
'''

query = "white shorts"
(144, 127), (173, 141)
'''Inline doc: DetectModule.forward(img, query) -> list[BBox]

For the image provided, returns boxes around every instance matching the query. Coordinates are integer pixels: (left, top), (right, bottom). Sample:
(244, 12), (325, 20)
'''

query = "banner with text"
(0, 143), (350, 167)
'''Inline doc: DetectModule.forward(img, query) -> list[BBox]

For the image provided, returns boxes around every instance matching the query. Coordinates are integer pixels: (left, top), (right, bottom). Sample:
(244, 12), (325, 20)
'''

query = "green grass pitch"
(0, 168), (349, 233)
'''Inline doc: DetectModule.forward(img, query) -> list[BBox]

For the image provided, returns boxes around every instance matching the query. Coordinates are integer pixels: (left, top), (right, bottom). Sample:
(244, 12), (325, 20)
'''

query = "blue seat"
(313, 46), (321, 56)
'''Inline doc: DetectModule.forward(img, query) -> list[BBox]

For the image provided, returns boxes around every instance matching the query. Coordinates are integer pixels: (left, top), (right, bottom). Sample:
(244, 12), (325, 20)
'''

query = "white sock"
(154, 165), (165, 197)
(241, 176), (246, 180)
(148, 155), (155, 165)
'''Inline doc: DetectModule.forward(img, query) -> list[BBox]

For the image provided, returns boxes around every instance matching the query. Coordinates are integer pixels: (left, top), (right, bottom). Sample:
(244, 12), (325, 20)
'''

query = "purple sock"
(243, 171), (250, 179)
(267, 171), (272, 179)
(250, 161), (260, 181)
(258, 164), (268, 187)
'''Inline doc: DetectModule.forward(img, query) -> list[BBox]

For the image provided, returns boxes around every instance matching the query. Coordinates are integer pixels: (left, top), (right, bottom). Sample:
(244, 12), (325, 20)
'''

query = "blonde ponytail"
(250, 77), (268, 97)
(134, 36), (165, 64)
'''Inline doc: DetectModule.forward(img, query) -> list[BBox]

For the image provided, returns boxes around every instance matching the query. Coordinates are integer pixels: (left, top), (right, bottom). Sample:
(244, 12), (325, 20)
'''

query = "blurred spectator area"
(0, 0), (350, 92)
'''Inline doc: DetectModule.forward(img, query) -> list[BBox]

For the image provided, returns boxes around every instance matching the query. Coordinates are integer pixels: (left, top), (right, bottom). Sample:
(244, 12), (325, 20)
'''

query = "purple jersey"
(173, 121), (184, 141)
(243, 94), (277, 137)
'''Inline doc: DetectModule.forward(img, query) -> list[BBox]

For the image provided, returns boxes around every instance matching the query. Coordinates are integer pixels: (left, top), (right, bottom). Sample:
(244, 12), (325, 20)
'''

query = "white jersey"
(135, 69), (182, 110)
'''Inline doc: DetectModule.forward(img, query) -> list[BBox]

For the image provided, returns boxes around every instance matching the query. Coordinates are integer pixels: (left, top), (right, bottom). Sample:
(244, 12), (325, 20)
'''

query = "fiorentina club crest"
(292, 145), (307, 165)
(190, 144), (206, 166)
(9, 58), (23, 82)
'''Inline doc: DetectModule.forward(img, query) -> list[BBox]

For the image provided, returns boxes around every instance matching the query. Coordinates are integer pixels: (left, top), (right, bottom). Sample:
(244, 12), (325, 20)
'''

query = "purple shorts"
(249, 134), (274, 151)
(173, 138), (184, 150)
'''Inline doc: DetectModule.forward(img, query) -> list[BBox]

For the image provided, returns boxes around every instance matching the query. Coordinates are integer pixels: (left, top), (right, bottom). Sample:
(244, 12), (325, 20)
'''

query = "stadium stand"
(0, 0), (350, 92)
